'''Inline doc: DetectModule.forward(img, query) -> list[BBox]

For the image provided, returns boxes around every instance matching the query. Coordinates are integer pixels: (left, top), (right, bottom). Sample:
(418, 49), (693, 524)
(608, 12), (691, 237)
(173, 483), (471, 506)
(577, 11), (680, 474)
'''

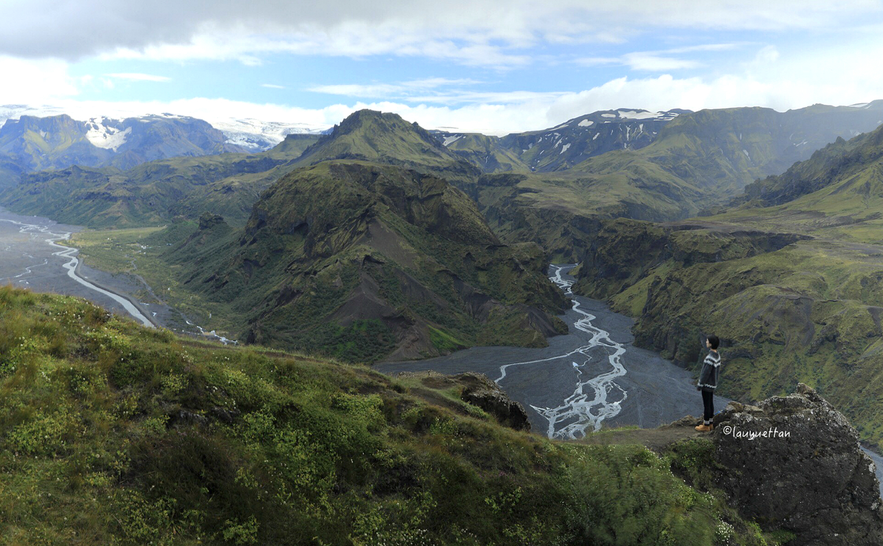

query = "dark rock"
(198, 212), (226, 230)
(209, 406), (241, 424)
(169, 409), (209, 428)
(456, 372), (531, 432)
(712, 384), (883, 545)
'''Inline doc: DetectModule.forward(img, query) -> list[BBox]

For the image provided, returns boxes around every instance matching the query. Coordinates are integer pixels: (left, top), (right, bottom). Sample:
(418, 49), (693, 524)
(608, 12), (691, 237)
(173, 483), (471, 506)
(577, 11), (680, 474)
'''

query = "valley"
(4, 102), (883, 543)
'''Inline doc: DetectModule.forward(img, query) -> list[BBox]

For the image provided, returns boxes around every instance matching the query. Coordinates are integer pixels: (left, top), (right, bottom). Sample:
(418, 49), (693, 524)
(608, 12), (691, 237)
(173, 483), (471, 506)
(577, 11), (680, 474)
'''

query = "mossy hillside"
(0, 152), (302, 228)
(469, 165), (705, 262)
(266, 133), (322, 158)
(739, 113), (883, 208)
(119, 161), (568, 361)
(439, 132), (530, 173)
(0, 285), (772, 545)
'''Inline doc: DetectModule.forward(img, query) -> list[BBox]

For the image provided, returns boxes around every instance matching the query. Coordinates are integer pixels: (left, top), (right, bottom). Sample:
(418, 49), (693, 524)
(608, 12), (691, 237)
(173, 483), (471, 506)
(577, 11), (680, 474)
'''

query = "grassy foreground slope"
(0, 286), (771, 545)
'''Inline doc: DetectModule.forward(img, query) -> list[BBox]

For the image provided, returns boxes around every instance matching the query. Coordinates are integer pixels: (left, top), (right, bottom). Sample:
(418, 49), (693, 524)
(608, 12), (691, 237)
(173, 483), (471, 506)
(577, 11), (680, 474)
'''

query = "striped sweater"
(697, 350), (721, 390)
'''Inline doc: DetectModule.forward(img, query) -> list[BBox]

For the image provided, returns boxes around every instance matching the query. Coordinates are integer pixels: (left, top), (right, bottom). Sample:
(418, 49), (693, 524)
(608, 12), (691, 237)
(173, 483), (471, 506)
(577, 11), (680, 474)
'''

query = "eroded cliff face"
(712, 384), (883, 545)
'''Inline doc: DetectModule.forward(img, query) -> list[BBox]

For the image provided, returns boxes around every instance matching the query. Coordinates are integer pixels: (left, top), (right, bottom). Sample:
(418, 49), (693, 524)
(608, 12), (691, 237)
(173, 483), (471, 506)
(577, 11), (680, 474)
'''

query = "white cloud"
(105, 72), (171, 82)
(754, 45), (780, 64)
(308, 78), (485, 100)
(261, 84), (286, 89)
(0, 56), (80, 104)
(622, 52), (702, 71)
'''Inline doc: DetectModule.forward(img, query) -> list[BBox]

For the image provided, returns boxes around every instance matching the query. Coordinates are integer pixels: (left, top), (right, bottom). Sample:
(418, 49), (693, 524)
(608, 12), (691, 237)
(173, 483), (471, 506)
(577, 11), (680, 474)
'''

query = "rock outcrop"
(712, 384), (883, 545)
(395, 371), (531, 432)
(456, 372), (531, 432)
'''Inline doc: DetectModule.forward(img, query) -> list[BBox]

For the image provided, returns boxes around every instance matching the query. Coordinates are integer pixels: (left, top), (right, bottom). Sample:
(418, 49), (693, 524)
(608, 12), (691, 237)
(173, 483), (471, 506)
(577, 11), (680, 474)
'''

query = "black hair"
(707, 335), (720, 350)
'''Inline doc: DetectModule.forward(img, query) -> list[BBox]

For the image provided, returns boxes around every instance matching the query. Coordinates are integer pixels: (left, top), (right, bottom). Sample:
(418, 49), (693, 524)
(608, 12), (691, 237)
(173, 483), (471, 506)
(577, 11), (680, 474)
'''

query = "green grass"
(0, 285), (774, 544)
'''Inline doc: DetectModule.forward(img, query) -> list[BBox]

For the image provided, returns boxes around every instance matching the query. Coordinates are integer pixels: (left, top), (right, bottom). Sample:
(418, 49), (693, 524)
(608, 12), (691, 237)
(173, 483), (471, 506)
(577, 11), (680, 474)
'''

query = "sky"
(1, 0), (883, 135)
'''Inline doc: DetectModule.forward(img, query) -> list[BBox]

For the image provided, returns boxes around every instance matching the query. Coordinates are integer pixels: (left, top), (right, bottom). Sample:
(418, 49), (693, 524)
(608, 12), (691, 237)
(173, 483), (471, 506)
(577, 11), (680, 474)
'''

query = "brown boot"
(695, 423), (714, 432)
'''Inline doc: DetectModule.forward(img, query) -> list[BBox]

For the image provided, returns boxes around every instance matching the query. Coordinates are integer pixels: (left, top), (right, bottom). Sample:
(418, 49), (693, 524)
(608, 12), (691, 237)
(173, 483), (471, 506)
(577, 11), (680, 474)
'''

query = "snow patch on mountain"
(443, 135), (463, 146)
(85, 117), (131, 151)
(578, 119), (594, 127)
(211, 118), (328, 152)
(618, 109), (661, 120)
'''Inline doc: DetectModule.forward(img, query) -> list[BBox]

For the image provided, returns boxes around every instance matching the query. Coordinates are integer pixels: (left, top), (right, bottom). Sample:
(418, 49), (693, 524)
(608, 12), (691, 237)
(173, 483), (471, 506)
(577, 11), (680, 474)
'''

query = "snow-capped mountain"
(0, 111), (253, 186)
(434, 108), (687, 172)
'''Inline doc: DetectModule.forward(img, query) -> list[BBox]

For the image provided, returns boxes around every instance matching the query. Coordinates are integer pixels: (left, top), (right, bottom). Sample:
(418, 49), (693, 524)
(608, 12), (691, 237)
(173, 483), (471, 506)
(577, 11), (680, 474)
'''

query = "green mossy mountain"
(150, 160), (567, 362)
(0, 285), (776, 545)
(573, 121), (883, 447)
(5, 105), (882, 261)
(296, 110), (481, 184)
(436, 132), (529, 173)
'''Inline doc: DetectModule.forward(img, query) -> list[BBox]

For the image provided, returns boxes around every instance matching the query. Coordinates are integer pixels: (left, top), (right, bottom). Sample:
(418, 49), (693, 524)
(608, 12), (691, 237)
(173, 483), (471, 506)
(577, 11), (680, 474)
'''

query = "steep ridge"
(151, 161), (567, 362)
(739, 122), (883, 209)
(501, 108), (684, 172)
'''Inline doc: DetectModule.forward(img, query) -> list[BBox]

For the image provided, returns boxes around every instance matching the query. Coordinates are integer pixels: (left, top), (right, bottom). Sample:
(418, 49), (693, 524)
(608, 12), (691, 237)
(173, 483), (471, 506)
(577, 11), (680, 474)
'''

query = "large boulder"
(712, 383), (883, 545)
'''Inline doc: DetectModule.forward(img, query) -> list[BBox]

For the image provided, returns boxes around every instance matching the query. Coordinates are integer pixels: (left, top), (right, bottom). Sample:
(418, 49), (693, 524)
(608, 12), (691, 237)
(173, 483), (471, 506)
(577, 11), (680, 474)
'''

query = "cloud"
(0, 56), (80, 104)
(105, 73), (171, 82)
(308, 78), (484, 100)
(261, 84), (286, 89)
(1, 0), (879, 68)
(622, 53), (701, 71)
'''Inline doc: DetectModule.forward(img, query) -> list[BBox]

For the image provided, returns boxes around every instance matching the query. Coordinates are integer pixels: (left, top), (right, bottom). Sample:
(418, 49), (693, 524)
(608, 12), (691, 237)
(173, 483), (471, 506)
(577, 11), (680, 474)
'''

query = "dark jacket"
(697, 350), (721, 391)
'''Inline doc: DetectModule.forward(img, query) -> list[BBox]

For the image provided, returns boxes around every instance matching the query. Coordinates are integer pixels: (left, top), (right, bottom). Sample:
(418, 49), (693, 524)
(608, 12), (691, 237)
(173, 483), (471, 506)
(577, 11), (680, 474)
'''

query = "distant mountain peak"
(298, 109), (470, 174)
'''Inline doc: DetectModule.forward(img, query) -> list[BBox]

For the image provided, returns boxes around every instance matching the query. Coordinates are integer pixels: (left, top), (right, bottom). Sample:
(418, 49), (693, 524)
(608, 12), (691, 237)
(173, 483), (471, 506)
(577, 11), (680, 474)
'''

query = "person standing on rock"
(695, 335), (721, 432)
